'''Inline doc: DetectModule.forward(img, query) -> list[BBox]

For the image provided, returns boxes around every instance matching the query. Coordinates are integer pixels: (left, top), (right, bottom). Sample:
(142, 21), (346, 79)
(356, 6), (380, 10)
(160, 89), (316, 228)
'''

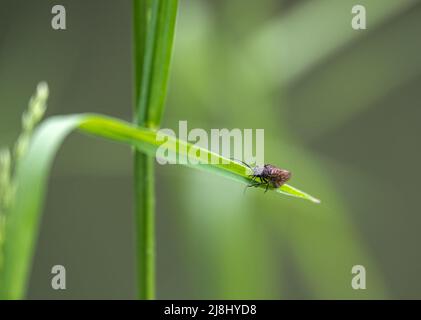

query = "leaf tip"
(311, 197), (321, 204)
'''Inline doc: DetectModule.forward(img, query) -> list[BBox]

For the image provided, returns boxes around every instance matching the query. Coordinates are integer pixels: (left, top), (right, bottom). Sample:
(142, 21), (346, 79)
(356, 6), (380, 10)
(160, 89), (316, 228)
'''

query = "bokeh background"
(1, 0), (421, 299)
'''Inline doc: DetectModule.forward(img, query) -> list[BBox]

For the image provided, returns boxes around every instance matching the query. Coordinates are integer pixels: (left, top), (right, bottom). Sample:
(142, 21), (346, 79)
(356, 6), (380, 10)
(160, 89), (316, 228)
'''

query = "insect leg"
(243, 181), (264, 195)
(248, 181), (264, 188)
(250, 175), (258, 183)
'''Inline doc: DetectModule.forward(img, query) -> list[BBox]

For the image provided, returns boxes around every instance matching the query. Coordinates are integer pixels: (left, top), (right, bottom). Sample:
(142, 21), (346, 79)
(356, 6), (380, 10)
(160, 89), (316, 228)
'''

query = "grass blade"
(133, 0), (178, 128)
(79, 115), (320, 203)
(0, 113), (319, 299)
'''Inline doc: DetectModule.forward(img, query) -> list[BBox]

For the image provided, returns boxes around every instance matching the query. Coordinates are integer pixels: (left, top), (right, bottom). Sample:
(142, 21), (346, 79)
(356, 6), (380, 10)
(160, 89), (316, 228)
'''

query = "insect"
(233, 159), (291, 193)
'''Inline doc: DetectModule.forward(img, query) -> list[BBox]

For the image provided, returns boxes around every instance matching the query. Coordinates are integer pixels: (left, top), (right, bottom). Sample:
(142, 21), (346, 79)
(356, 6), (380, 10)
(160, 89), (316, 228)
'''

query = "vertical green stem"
(133, 0), (155, 300)
(134, 153), (155, 299)
(132, 0), (178, 299)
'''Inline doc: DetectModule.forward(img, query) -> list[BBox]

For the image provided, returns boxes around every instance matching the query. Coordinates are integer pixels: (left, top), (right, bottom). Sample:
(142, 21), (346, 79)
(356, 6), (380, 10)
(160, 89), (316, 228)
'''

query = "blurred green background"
(1, 0), (421, 299)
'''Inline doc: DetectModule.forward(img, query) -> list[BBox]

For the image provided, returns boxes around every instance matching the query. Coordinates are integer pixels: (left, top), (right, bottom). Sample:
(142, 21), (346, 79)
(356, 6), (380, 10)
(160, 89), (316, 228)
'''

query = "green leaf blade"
(0, 113), (319, 299)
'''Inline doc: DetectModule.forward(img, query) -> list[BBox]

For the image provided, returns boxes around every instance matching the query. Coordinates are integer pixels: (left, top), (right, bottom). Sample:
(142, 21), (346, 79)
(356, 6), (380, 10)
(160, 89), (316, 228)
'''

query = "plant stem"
(133, 0), (155, 300)
(134, 153), (155, 299)
(132, 0), (178, 299)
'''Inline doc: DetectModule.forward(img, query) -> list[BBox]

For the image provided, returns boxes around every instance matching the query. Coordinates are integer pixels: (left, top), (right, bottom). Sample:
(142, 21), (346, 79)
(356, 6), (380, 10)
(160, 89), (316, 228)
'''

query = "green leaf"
(79, 115), (320, 203)
(0, 113), (319, 299)
(133, 0), (178, 128)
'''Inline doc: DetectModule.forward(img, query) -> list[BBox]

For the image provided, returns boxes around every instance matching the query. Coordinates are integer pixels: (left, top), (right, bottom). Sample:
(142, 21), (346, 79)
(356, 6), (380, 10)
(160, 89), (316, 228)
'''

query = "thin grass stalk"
(133, 0), (155, 300)
(132, 0), (178, 299)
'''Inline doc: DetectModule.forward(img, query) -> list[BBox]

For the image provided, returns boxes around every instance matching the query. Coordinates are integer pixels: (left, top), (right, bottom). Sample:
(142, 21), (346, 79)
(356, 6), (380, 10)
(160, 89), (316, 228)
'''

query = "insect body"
(232, 159), (291, 193)
(249, 164), (291, 192)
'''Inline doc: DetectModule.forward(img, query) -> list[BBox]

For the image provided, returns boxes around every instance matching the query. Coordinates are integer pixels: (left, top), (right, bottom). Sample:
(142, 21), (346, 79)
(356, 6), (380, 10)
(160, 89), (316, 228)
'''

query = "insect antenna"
(229, 158), (260, 195)
(229, 157), (254, 171)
